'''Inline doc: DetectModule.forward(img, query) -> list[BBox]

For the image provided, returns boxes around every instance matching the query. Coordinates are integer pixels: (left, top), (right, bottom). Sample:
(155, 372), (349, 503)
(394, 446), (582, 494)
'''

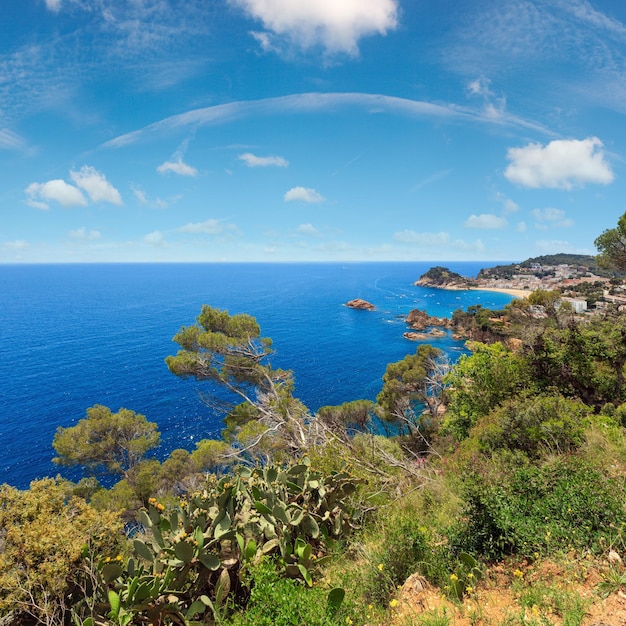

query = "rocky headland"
(413, 266), (472, 290)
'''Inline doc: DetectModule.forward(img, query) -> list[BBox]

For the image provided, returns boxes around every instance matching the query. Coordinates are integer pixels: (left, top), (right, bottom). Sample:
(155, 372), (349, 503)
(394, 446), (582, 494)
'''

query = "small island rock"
(346, 298), (375, 311)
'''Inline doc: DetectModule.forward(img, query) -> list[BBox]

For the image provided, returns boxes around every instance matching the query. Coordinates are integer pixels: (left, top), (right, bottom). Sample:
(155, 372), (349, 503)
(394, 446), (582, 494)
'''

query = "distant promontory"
(413, 266), (472, 290)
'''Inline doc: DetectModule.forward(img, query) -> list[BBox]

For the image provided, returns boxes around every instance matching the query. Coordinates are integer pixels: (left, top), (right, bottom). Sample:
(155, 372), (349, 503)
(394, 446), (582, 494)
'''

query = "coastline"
(471, 286), (530, 299)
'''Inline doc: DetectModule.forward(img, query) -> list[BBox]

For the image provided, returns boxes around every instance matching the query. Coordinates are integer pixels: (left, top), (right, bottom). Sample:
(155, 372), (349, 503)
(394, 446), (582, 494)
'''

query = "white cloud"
(516, 221), (527, 233)
(157, 158), (198, 177)
(464, 214), (508, 229)
(504, 137), (614, 189)
(284, 186), (325, 203)
(531, 207), (574, 228)
(45, 0), (62, 11)
(143, 231), (167, 247)
(296, 223), (320, 235)
(394, 230), (451, 246)
(178, 219), (239, 235)
(238, 152), (289, 167)
(25, 180), (87, 209)
(70, 166), (122, 205)
(69, 227), (101, 241)
(231, 0), (399, 56)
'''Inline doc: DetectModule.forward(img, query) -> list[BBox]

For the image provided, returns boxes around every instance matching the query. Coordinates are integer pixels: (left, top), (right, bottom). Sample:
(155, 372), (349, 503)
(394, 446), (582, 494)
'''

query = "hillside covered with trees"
(5, 213), (626, 625)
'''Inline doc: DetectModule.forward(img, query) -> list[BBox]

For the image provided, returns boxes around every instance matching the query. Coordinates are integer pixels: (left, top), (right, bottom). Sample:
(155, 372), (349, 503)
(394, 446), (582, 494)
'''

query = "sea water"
(0, 262), (515, 488)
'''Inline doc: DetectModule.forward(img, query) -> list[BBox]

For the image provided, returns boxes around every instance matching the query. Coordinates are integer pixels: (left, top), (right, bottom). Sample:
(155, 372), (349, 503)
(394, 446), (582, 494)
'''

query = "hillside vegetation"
(5, 214), (626, 625)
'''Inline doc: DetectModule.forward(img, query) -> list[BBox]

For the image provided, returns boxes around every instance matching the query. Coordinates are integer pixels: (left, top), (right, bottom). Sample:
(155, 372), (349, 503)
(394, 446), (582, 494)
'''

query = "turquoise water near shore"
(0, 262), (515, 488)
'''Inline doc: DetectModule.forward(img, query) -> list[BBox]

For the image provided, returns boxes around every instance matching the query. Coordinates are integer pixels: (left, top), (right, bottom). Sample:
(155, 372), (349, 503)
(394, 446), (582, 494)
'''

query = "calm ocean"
(0, 262), (515, 488)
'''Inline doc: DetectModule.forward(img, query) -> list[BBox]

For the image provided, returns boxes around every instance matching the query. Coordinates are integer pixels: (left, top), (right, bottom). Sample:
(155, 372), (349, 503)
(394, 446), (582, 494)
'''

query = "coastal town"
(414, 254), (626, 315)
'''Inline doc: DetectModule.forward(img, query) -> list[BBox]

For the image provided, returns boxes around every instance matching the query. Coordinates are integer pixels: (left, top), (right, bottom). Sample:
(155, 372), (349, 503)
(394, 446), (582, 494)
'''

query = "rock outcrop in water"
(406, 308), (452, 330)
(346, 298), (375, 310)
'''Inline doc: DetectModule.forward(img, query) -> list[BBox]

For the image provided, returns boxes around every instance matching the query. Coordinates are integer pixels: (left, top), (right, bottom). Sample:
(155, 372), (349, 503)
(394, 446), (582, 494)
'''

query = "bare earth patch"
(390, 558), (626, 626)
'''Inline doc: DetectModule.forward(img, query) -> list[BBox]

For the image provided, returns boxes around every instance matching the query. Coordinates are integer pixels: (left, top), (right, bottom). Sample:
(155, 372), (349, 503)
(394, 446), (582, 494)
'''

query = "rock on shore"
(406, 308), (452, 330)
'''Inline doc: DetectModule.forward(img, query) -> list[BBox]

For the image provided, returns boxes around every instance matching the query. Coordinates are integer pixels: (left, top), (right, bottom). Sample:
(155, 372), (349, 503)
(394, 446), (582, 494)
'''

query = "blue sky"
(2, 0), (626, 263)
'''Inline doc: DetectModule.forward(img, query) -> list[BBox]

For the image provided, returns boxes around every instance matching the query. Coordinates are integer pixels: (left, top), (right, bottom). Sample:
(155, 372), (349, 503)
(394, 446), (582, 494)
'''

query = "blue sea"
(0, 262), (515, 489)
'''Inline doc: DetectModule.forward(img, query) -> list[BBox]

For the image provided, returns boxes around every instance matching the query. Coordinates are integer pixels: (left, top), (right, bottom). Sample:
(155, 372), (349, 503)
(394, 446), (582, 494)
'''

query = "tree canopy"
(166, 305), (310, 456)
(595, 210), (626, 271)
(52, 404), (160, 479)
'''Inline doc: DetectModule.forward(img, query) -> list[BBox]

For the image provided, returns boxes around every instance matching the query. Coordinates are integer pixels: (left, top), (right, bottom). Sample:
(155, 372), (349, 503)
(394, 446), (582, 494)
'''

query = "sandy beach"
(472, 286), (530, 299)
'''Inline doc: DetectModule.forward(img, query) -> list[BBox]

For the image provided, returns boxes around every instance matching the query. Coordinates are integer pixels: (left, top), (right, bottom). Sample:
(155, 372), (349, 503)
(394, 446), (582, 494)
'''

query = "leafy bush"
(472, 393), (593, 458)
(456, 452), (626, 560)
(0, 478), (123, 625)
(226, 559), (344, 626)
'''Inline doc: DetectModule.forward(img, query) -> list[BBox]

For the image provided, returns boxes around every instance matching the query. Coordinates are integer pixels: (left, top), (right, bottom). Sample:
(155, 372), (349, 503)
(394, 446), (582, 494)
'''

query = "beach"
(473, 286), (530, 299)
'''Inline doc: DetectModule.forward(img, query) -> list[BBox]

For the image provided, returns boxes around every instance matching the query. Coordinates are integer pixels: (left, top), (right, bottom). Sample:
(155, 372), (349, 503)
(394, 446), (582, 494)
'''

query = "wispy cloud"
(4, 240), (29, 250)
(464, 214), (508, 229)
(103, 92), (552, 149)
(505, 137), (613, 189)
(535, 239), (575, 254)
(394, 230), (451, 246)
(177, 219), (240, 235)
(231, 0), (399, 56)
(69, 227), (102, 241)
(296, 223), (320, 235)
(393, 230), (485, 254)
(446, 0), (626, 113)
(410, 169), (452, 193)
(0, 128), (29, 152)
(284, 186), (325, 203)
(531, 207), (574, 228)
(143, 231), (168, 247)
(238, 152), (289, 167)
(157, 158), (198, 177)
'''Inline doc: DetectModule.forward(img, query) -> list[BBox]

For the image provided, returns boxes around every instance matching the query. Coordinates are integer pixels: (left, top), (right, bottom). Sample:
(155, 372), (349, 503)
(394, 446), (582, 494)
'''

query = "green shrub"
(456, 452), (626, 560)
(226, 559), (344, 626)
(472, 393), (592, 458)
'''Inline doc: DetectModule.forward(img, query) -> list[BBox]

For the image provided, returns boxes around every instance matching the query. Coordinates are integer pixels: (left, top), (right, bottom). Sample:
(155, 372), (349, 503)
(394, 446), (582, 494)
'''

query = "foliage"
(472, 393), (593, 458)
(442, 342), (535, 440)
(166, 306), (311, 457)
(377, 344), (449, 446)
(317, 400), (375, 435)
(524, 317), (626, 409)
(595, 210), (626, 272)
(417, 266), (471, 287)
(455, 452), (626, 560)
(363, 507), (430, 605)
(53, 404), (160, 479)
(225, 559), (345, 626)
(0, 478), (123, 625)
(92, 459), (363, 623)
